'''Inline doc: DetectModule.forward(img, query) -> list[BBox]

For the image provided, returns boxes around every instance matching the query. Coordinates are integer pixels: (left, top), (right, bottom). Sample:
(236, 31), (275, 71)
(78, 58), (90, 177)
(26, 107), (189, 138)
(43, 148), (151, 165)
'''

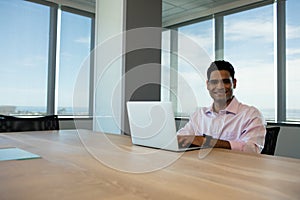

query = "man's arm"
(210, 137), (231, 149)
(177, 135), (231, 149)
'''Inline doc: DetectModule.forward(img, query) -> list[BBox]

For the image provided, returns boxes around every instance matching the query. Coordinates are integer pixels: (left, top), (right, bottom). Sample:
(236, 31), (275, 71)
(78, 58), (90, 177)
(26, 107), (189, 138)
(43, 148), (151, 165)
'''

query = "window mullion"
(214, 15), (224, 60)
(170, 28), (179, 115)
(47, 5), (58, 115)
(275, 0), (286, 122)
(89, 17), (96, 117)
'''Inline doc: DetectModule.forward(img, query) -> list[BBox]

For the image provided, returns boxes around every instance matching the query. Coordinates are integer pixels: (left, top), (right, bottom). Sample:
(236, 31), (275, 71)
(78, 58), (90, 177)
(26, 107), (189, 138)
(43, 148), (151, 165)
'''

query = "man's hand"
(177, 135), (205, 148)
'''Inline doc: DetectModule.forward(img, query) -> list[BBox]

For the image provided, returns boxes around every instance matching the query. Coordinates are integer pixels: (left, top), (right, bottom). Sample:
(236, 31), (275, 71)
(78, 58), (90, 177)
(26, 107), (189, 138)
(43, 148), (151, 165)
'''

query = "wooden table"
(0, 129), (300, 200)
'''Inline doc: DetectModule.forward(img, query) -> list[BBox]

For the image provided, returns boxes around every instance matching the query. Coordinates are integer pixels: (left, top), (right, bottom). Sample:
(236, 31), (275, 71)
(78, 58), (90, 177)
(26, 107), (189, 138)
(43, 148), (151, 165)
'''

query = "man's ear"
(233, 79), (237, 89)
(206, 80), (209, 89)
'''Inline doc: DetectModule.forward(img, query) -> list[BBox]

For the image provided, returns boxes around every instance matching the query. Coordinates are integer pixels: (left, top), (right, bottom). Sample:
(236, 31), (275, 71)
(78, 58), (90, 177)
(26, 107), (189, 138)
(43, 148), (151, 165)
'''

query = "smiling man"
(177, 60), (266, 153)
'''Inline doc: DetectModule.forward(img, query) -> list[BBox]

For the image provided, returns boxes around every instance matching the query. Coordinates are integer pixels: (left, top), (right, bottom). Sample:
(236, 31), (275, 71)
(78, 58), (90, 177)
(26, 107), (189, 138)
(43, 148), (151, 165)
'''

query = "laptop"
(126, 101), (201, 152)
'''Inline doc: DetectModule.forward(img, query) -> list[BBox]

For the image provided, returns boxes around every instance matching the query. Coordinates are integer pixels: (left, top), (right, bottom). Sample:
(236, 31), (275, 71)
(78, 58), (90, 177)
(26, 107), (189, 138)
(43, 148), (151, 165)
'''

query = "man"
(177, 60), (266, 153)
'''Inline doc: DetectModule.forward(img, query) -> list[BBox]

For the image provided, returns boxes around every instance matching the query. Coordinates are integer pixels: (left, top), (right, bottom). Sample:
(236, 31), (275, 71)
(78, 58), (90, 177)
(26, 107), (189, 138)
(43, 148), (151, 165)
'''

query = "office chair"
(0, 115), (59, 132)
(261, 126), (280, 155)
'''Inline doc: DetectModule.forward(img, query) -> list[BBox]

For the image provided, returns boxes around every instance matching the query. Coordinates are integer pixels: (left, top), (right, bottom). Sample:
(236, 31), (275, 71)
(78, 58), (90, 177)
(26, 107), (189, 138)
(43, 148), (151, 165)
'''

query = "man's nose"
(216, 80), (225, 88)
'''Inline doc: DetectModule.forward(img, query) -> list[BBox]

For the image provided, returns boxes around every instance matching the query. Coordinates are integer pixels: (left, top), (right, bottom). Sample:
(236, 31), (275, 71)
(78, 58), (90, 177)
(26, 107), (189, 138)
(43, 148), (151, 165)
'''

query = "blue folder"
(0, 147), (41, 161)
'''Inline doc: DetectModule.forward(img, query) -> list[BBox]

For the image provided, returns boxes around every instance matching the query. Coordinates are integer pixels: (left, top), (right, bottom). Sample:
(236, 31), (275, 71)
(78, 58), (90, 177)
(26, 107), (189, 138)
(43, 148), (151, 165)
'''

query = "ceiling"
(64, 0), (261, 27)
(162, 0), (239, 26)
(69, 0), (95, 8)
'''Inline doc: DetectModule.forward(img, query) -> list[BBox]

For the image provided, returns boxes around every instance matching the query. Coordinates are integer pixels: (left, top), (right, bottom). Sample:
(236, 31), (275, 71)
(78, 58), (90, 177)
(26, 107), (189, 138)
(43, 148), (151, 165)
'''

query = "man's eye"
(209, 79), (232, 85)
(209, 80), (219, 85)
(222, 79), (231, 84)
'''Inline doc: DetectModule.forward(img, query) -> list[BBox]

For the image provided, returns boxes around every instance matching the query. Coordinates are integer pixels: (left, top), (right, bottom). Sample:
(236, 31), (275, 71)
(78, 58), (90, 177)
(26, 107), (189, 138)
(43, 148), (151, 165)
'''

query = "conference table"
(0, 129), (299, 200)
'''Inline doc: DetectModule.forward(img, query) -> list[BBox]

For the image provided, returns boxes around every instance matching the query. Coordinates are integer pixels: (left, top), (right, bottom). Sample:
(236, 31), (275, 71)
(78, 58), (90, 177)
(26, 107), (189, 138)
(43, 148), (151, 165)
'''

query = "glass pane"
(224, 5), (275, 120)
(0, 0), (49, 115)
(177, 21), (214, 115)
(161, 30), (171, 102)
(286, 0), (300, 121)
(179, 21), (214, 57)
(58, 10), (92, 116)
(161, 20), (213, 116)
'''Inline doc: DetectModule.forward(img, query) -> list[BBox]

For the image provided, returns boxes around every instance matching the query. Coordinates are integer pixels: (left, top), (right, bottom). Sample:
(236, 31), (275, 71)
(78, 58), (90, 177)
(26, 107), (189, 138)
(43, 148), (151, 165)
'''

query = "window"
(0, 0), (50, 115)
(163, 1), (300, 123)
(286, 0), (300, 121)
(0, 0), (94, 116)
(58, 8), (93, 116)
(162, 20), (214, 116)
(224, 5), (275, 120)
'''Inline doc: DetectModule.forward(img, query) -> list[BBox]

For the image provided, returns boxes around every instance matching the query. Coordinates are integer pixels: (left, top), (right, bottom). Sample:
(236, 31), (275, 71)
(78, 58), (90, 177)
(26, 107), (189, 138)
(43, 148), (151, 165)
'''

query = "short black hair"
(207, 60), (235, 80)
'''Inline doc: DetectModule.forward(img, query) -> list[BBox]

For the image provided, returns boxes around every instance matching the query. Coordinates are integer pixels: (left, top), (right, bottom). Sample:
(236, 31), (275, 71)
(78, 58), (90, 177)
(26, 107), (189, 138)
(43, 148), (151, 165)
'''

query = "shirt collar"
(205, 97), (239, 115)
(225, 97), (239, 114)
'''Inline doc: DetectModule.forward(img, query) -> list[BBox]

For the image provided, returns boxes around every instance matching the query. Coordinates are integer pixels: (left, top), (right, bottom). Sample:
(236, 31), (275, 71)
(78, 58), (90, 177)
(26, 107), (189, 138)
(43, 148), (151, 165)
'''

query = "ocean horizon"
(4, 106), (89, 116)
(1, 105), (300, 121)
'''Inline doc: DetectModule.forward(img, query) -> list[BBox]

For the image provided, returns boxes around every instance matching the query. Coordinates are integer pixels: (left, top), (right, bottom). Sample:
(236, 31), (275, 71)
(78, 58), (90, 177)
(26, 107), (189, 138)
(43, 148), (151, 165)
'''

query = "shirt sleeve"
(177, 112), (197, 135)
(230, 109), (266, 153)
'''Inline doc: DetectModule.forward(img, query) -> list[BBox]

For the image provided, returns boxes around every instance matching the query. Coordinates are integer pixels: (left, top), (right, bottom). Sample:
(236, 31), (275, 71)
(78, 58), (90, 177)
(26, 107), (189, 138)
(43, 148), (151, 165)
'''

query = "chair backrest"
(261, 126), (280, 155)
(0, 115), (59, 132)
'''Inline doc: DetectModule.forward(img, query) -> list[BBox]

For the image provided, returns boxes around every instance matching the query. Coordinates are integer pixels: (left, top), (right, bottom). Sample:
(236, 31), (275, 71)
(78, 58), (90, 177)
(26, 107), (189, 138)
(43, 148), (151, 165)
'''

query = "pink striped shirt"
(177, 97), (266, 153)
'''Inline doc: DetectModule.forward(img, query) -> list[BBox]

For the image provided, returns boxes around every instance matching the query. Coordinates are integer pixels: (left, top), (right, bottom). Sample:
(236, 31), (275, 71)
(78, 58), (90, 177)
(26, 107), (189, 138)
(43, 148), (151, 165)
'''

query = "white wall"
(93, 0), (124, 134)
(275, 126), (300, 159)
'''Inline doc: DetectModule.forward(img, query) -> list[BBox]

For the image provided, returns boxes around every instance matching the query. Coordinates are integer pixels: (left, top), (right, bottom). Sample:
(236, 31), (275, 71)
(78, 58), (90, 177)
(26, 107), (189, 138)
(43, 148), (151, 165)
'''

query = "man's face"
(206, 70), (236, 103)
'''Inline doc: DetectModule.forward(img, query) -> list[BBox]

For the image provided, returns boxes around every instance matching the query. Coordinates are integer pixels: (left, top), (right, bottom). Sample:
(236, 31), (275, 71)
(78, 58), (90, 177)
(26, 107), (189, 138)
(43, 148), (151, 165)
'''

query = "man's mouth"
(213, 90), (227, 96)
